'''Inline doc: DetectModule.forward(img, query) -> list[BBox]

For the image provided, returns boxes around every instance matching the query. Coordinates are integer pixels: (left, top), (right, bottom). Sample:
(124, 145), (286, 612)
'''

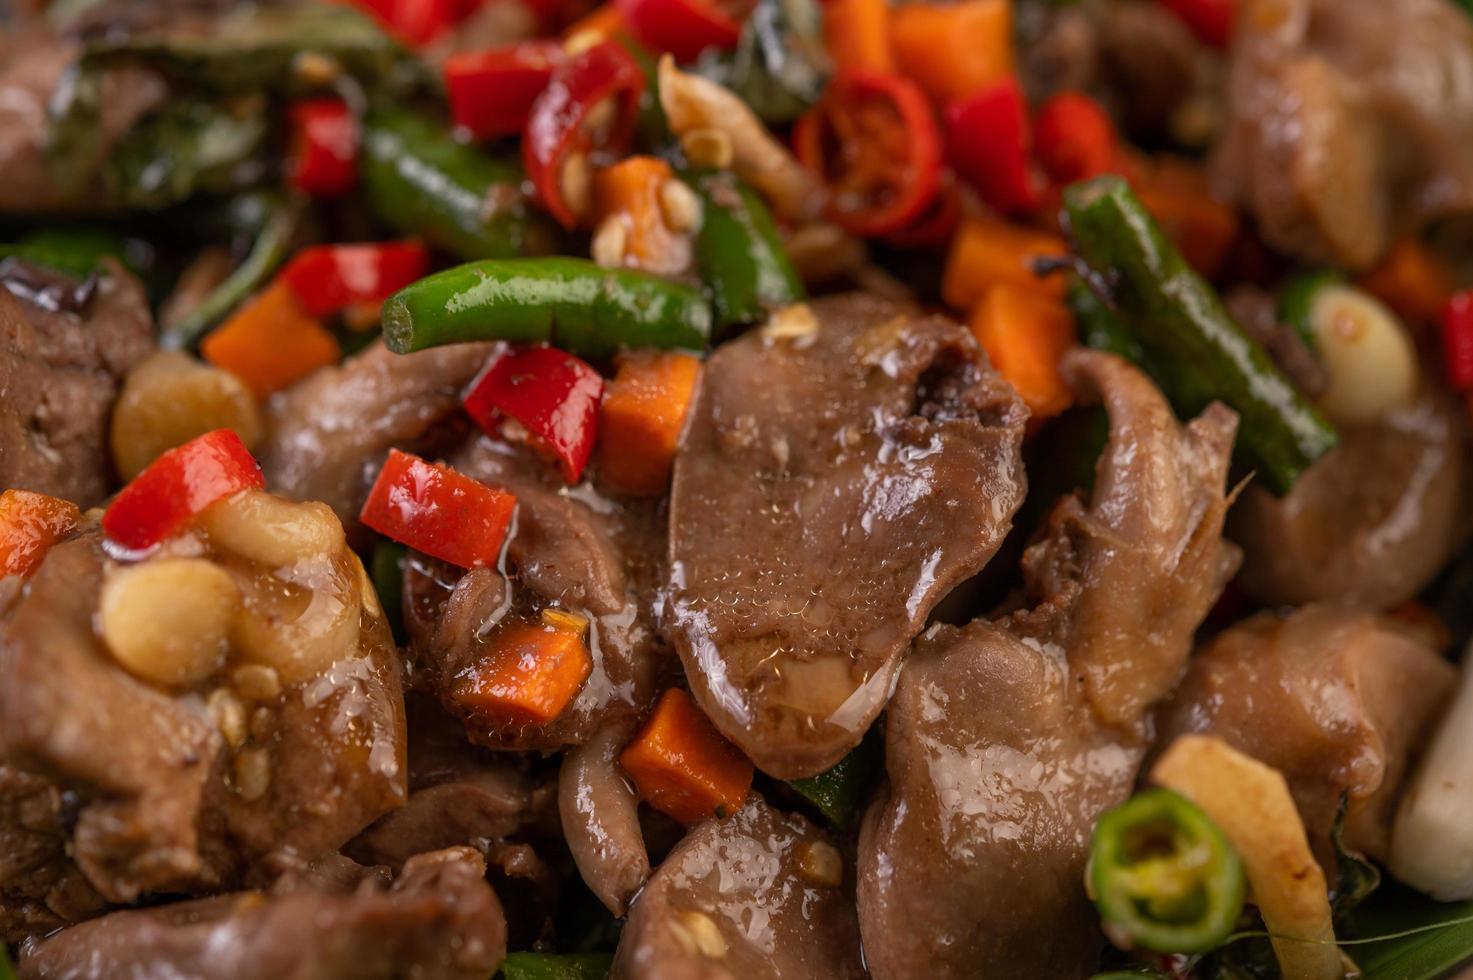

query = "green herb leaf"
(695, 0), (830, 125)
(498, 951), (613, 980)
(0, 227), (133, 278)
(161, 196), (298, 350)
(103, 99), (267, 210)
(81, 3), (409, 96)
(1330, 796), (1380, 921)
(1347, 883), (1473, 980)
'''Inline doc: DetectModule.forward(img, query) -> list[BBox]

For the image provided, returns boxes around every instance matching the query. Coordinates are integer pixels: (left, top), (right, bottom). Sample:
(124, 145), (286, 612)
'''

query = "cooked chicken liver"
(666, 294), (1028, 779)
(18, 847), (506, 980)
(1156, 605), (1457, 868)
(858, 351), (1239, 979)
(0, 260), (153, 507)
(612, 795), (866, 980)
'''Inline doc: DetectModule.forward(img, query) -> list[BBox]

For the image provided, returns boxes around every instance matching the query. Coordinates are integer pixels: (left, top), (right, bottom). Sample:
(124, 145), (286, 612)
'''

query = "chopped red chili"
(102, 430), (265, 551)
(463, 345), (606, 483)
(360, 449), (518, 569)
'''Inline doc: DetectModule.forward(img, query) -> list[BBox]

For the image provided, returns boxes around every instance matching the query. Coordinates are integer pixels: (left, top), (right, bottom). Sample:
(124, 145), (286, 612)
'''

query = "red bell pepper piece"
(615, 0), (744, 63)
(1034, 91), (1118, 185)
(102, 430), (265, 551)
(287, 99), (359, 198)
(339, 0), (460, 44)
(944, 76), (1044, 216)
(445, 42), (564, 139)
(279, 241), (430, 319)
(463, 346), (605, 483)
(1442, 290), (1473, 392)
(0, 489), (81, 578)
(360, 449), (518, 569)
(523, 40), (645, 229)
(792, 69), (942, 237)
(1161, 0), (1235, 49)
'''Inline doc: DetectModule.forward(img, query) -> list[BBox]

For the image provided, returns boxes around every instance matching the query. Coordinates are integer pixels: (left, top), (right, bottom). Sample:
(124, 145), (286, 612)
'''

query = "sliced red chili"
(884, 172), (962, 249)
(944, 76), (1044, 216)
(1161, 0), (1235, 49)
(102, 430), (264, 551)
(1442, 290), (1473, 392)
(343, 0), (461, 44)
(793, 69), (942, 238)
(1034, 91), (1119, 185)
(523, 40), (646, 230)
(360, 449), (518, 569)
(615, 0), (747, 63)
(287, 99), (359, 198)
(464, 345), (606, 483)
(445, 42), (564, 139)
(279, 241), (430, 318)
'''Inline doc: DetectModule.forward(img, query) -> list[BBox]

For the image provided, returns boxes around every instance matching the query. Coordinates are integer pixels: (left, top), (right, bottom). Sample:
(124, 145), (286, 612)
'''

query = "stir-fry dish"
(5, 0), (1473, 978)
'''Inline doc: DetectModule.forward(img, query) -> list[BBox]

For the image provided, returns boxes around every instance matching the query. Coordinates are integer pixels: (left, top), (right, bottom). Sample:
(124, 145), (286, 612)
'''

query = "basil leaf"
(695, 0), (830, 125)
(81, 2), (409, 96)
(1348, 883), (1473, 980)
(103, 99), (267, 210)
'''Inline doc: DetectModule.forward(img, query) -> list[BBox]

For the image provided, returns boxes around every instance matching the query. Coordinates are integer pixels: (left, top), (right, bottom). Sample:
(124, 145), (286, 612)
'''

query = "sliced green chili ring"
(361, 108), (553, 262)
(1089, 788), (1245, 955)
(686, 170), (805, 336)
(498, 951), (614, 980)
(382, 257), (712, 358)
(1063, 176), (1338, 495)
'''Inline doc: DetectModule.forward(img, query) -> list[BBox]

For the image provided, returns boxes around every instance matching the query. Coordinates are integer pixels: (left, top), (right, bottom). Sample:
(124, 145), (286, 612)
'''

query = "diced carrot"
(1134, 159), (1239, 281)
(593, 156), (690, 275)
(889, 0), (1012, 105)
(452, 618), (593, 727)
(565, 2), (625, 42)
(620, 688), (754, 826)
(942, 216), (1067, 311)
(597, 350), (702, 496)
(968, 283), (1076, 424)
(1357, 238), (1455, 327)
(824, 0), (893, 73)
(0, 489), (81, 577)
(200, 282), (341, 399)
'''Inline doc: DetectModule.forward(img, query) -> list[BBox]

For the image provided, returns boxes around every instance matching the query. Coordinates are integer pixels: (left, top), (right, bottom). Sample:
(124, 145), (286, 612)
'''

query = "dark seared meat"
(261, 341), (493, 531)
(858, 350), (1239, 980)
(0, 29), (164, 215)
(0, 260), (153, 507)
(0, 766), (106, 944)
(611, 796), (866, 980)
(1213, 0), (1473, 269)
(0, 530), (407, 937)
(1155, 606), (1455, 868)
(403, 438), (665, 751)
(666, 295), (1027, 779)
(1228, 389), (1467, 610)
(349, 697), (556, 869)
(18, 847), (506, 980)
(558, 719), (648, 916)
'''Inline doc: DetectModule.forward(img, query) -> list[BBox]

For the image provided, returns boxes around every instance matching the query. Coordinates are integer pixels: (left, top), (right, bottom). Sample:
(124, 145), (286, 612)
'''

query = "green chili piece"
(787, 730), (880, 827)
(0, 944), (15, 980)
(361, 108), (552, 262)
(370, 540), (408, 643)
(686, 170), (804, 335)
(498, 951), (613, 980)
(1089, 788), (1245, 955)
(0, 228), (133, 279)
(1063, 176), (1338, 495)
(1276, 271), (1344, 353)
(382, 258), (712, 358)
